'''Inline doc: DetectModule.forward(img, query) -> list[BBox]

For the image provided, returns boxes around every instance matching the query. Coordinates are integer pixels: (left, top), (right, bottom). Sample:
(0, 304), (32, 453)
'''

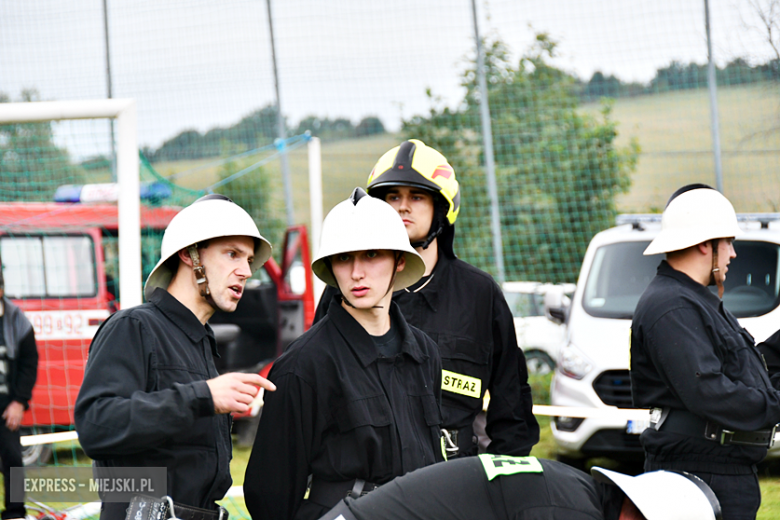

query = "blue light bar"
(54, 182), (172, 203)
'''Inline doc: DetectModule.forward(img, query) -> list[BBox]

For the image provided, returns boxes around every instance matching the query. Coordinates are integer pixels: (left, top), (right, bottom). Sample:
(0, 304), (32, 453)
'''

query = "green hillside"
(582, 82), (780, 213)
(153, 133), (399, 228)
(151, 83), (779, 229)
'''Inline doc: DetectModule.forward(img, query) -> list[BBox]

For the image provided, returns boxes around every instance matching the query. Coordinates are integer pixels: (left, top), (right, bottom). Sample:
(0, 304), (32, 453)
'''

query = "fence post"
(471, 0), (505, 283)
(308, 136), (326, 304)
(704, 0), (724, 193)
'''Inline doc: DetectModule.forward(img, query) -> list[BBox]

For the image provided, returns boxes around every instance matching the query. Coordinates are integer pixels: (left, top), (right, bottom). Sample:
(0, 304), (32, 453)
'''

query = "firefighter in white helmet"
(244, 188), (445, 520)
(631, 184), (780, 520)
(76, 194), (276, 520)
(317, 455), (722, 520)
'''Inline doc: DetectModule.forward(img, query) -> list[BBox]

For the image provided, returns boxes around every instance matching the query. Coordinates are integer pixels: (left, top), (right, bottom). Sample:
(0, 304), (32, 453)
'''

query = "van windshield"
(582, 240), (780, 319)
(1, 235), (97, 298)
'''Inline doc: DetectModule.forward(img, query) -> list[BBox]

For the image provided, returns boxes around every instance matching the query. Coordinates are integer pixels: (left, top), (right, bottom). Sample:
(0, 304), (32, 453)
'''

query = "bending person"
(318, 455), (721, 520)
(244, 188), (445, 520)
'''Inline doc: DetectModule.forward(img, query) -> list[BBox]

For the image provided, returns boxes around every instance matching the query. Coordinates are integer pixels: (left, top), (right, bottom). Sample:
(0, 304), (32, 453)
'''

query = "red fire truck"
(0, 201), (314, 464)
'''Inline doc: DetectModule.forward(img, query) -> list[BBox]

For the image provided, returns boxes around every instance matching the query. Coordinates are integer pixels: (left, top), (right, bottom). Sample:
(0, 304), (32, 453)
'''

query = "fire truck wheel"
(20, 428), (53, 466)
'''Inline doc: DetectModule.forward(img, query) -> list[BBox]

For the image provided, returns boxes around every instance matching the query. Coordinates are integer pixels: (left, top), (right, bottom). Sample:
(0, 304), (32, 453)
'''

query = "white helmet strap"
(187, 244), (211, 297)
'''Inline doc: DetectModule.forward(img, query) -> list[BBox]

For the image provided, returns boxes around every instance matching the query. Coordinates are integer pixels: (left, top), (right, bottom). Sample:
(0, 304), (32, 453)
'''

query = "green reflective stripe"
(478, 454), (543, 480)
(441, 370), (481, 398)
(441, 435), (448, 461)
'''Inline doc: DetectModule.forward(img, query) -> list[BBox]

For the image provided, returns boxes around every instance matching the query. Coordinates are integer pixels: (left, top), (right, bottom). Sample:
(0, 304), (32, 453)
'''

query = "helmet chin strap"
(411, 199), (448, 250)
(188, 245), (218, 307)
(709, 239), (725, 299)
(411, 225), (443, 250)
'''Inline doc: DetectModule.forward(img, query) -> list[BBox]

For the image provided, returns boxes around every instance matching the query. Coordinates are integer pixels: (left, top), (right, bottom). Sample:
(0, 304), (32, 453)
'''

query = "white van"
(502, 281), (575, 375)
(548, 214), (780, 466)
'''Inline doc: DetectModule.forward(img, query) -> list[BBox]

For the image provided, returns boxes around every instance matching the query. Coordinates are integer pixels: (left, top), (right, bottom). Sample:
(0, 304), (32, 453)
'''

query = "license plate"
(626, 420), (649, 434)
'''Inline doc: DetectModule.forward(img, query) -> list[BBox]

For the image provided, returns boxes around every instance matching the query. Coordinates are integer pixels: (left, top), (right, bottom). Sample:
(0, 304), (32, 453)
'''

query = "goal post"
(0, 99), (143, 308)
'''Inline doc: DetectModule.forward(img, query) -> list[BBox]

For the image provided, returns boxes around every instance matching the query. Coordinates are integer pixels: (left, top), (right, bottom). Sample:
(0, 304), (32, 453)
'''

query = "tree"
(213, 158), (285, 262)
(0, 89), (87, 202)
(355, 116), (386, 137)
(745, 0), (780, 65)
(403, 34), (639, 283)
(151, 104), (285, 162)
(744, 0), (780, 135)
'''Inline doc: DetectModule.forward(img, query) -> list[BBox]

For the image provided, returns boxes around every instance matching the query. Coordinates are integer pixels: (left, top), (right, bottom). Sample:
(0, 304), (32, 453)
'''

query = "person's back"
(317, 455), (722, 520)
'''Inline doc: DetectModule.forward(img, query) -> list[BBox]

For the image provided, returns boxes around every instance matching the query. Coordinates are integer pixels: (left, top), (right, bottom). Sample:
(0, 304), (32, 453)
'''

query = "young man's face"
(331, 249), (405, 310)
(199, 235), (255, 313)
(383, 186), (435, 244)
(715, 237), (737, 280)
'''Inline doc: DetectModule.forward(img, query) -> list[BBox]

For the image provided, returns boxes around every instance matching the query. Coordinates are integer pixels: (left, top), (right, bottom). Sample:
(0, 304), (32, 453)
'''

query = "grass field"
(582, 82), (780, 213)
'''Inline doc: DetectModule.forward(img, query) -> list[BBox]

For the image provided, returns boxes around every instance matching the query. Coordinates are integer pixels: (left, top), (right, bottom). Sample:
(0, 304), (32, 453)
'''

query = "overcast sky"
(1, 0), (776, 155)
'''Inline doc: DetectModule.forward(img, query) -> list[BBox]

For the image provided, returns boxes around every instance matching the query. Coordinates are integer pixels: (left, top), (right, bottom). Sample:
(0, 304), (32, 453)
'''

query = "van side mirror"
(544, 287), (569, 324)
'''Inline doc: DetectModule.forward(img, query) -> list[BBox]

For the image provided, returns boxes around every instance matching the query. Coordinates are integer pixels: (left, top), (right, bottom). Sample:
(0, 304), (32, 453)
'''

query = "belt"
(125, 495), (227, 520)
(650, 408), (776, 448)
(308, 478), (380, 508)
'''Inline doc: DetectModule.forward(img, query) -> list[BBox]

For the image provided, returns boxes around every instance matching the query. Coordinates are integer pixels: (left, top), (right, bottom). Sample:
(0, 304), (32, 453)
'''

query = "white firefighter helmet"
(591, 467), (721, 520)
(312, 187), (425, 290)
(144, 194), (272, 300)
(644, 185), (742, 256)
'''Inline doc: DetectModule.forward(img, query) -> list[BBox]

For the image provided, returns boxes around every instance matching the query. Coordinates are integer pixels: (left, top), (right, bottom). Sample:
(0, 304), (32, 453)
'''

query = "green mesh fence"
(2, 0), (780, 516)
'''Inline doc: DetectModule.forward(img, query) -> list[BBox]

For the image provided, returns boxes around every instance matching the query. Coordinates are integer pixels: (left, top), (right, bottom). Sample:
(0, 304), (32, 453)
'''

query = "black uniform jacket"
(314, 253), (539, 457)
(0, 298), (38, 411)
(75, 289), (232, 517)
(244, 298), (444, 520)
(631, 261), (780, 473)
(319, 456), (624, 520)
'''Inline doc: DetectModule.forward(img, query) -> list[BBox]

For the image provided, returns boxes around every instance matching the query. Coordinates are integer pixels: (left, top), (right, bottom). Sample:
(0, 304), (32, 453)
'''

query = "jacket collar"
(396, 253), (453, 312)
(327, 295), (428, 367)
(657, 260), (722, 312)
(149, 288), (218, 355)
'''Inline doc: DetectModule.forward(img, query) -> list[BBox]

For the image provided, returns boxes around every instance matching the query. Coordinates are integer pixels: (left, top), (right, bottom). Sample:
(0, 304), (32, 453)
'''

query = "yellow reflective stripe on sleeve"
(478, 454), (544, 480)
(441, 370), (482, 399)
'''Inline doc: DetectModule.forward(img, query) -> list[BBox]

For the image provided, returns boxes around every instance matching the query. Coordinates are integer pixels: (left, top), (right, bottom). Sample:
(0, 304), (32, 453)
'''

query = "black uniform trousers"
(694, 470), (760, 520)
(0, 421), (24, 520)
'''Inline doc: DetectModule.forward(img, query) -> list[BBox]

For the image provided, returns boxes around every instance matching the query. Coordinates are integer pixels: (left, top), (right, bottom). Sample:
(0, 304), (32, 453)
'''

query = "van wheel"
(525, 351), (555, 376)
(20, 428), (53, 466)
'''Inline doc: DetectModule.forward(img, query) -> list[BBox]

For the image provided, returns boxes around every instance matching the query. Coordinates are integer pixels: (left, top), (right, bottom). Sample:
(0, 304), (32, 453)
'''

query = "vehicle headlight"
(558, 342), (593, 380)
